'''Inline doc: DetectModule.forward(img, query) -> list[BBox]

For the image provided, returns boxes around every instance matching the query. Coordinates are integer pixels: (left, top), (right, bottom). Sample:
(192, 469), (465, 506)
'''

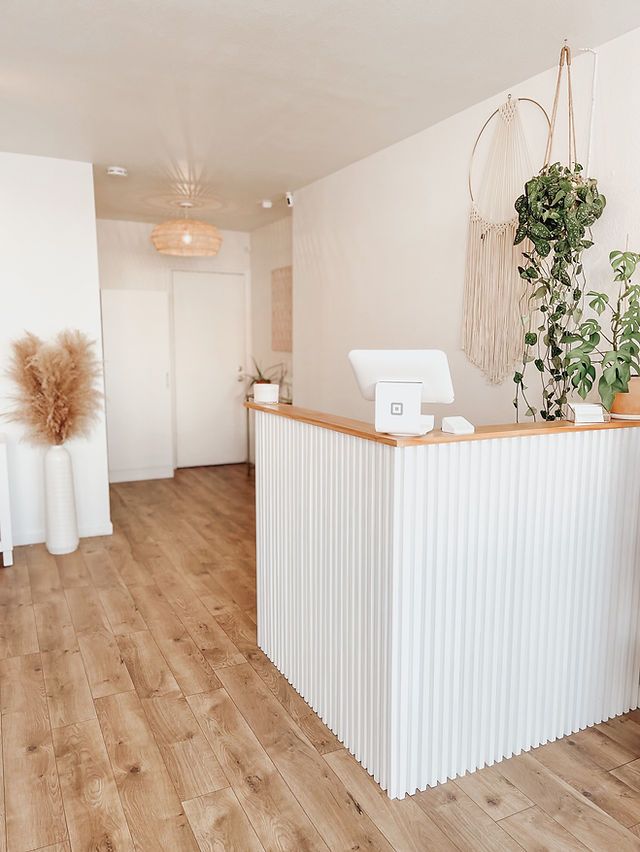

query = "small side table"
(0, 435), (14, 567)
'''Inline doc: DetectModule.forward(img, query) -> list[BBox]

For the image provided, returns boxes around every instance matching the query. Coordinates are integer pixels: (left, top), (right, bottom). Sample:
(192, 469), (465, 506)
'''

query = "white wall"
(250, 216), (293, 396)
(0, 152), (111, 545)
(293, 28), (640, 424)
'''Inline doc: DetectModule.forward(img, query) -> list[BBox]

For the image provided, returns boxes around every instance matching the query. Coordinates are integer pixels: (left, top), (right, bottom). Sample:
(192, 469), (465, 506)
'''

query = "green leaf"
(588, 292), (609, 315)
(598, 375), (617, 411)
(514, 226), (528, 245)
(533, 240), (551, 258)
(514, 195), (528, 215)
(530, 222), (552, 240)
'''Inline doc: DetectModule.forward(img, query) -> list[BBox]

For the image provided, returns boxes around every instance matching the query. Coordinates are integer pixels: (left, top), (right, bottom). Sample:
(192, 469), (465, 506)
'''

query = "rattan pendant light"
(151, 200), (223, 257)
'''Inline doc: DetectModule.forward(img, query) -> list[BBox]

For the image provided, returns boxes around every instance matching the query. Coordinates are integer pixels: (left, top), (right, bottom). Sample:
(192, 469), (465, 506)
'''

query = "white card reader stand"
(348, 349), (455, 438)
(375, 381), (434, 437)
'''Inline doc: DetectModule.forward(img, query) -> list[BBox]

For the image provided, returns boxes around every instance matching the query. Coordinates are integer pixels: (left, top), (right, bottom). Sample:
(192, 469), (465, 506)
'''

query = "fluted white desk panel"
(253, 406), (640, 798)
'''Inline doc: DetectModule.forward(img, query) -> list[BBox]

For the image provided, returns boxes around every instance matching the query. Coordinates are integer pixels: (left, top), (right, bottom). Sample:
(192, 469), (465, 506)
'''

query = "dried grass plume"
(6, 330), (102, 446)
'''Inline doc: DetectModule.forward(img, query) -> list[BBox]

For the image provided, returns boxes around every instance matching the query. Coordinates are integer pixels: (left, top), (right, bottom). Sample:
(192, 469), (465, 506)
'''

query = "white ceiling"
(2, 1), (640, 231)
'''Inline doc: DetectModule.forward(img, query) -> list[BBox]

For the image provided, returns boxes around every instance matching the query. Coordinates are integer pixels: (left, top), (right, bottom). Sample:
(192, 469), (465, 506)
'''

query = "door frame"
(169, 269), (251, 469)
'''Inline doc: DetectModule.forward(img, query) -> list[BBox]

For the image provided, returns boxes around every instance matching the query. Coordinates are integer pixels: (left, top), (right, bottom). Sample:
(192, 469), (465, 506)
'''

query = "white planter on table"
(253, 383), (279, 404)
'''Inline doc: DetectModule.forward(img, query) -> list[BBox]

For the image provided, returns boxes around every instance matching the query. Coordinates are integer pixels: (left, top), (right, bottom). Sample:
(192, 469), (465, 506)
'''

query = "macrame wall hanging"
(462, 96), (549, 384)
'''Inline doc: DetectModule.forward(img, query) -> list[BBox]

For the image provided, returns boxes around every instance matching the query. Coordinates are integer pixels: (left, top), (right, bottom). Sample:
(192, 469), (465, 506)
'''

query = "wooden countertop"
(245, 401), (640, 447)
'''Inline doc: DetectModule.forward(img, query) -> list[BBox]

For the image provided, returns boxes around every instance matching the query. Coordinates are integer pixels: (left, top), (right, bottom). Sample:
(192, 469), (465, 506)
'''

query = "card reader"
(442, 416), (475, 435)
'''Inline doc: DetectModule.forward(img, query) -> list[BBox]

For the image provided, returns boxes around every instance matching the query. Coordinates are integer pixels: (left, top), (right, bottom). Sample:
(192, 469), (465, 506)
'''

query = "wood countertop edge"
(245, 401), (640, 447)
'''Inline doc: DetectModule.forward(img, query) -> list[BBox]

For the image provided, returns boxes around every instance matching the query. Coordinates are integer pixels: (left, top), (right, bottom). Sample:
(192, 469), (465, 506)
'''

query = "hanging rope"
(581, 48), (599, 177)
(462, 97), (549, 384)
(543, 42), (577, 169)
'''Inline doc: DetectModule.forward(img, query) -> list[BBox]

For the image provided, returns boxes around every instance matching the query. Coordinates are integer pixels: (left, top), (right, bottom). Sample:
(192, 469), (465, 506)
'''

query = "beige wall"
(293, 28), (640, 425)
(250, 216), (293, 397)
(97, 219), (250, 290)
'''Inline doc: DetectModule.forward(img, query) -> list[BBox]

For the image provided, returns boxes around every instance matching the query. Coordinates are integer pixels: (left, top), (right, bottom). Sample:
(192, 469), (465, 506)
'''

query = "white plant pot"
(253, 383), (279, 404)
(44, 444), (79, 555)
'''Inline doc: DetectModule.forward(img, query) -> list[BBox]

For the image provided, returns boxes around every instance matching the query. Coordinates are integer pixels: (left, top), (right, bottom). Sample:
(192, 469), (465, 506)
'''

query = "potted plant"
(513, 162), (606, 420)
(6, 330), (101, 554)
(566, 250), (640, 414)
(245, 358), (287, 404)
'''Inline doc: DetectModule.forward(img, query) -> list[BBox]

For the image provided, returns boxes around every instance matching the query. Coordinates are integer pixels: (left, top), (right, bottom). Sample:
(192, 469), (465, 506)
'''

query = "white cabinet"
(101, 290), (174, 483)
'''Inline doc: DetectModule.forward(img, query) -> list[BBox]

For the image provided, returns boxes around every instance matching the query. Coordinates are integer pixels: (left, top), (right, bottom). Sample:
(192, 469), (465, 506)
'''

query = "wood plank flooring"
(1, 464), (640, 850)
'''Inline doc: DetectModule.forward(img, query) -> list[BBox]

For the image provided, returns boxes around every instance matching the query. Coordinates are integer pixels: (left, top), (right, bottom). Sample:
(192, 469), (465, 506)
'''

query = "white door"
(173, 271), (247, 467)
(101, 290), (173, 482)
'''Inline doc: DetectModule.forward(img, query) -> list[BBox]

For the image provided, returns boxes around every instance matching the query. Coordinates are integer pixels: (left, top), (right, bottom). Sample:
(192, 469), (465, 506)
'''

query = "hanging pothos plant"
(513, 162), (606, 420)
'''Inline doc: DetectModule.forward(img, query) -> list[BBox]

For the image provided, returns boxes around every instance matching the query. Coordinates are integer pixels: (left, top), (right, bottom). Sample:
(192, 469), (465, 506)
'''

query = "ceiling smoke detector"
(106, 166), (128, 177)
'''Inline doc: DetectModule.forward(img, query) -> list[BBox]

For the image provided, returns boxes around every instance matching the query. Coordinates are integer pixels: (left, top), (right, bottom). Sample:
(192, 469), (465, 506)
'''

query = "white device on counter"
(567, 402), (609, 424)
(348, 349), (454, 437)
(442, 415), (475, 435)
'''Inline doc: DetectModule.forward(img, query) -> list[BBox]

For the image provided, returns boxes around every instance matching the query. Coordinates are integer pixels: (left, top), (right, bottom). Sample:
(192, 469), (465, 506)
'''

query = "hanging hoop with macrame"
(461, 96), (550, 384)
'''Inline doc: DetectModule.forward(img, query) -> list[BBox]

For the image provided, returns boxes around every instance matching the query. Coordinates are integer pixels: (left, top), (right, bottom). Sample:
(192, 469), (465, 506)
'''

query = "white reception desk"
(248, 401), (640, 799)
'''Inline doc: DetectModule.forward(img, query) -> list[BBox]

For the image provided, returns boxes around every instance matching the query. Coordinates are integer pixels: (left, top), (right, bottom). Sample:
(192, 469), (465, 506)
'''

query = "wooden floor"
(2, 466), (640, 850)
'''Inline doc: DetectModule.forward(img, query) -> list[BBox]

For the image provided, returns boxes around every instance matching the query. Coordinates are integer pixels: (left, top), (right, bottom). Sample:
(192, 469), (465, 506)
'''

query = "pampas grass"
(6, 330), (102, 446)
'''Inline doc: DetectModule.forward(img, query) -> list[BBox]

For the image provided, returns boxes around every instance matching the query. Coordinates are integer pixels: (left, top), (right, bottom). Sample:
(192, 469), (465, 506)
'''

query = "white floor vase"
(44, 444), (79, 555)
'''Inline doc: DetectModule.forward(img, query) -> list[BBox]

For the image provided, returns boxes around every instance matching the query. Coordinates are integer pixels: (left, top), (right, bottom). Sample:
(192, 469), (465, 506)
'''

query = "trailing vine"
(513, 162), (606, 420)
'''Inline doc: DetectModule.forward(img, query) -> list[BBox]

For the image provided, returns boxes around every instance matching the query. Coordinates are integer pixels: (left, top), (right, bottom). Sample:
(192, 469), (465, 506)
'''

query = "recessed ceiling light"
(261, 199), (273, 209)
(106, 166), (128, 177)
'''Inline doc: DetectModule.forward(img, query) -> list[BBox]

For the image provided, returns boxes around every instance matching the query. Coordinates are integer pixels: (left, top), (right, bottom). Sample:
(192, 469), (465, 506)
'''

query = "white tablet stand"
(348, 349), (455, 438)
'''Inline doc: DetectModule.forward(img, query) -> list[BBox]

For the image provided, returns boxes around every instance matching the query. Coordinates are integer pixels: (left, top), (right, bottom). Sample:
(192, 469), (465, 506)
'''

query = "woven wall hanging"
(461, 96), (549, 384)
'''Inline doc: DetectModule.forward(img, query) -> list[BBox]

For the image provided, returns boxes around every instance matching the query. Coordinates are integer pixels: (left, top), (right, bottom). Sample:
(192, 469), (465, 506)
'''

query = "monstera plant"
(513, 162), (606, 420)
(566, 250), (640, 410)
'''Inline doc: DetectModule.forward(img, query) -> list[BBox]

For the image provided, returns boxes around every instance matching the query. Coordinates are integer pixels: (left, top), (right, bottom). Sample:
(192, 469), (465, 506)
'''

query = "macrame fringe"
(462, 209), (526, 384)
(462, 98), (542, 385)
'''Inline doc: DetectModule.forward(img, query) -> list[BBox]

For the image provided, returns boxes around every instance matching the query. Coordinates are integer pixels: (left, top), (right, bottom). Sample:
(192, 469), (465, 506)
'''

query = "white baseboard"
(13, 521), (113, 548)
(80, 521), (114, 539)
(108, 466), (174, 484)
